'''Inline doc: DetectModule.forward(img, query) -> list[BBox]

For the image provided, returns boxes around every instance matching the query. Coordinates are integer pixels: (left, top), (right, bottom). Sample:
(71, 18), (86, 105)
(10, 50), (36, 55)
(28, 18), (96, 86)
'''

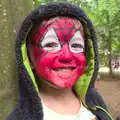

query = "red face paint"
(30, 17), (86, 88)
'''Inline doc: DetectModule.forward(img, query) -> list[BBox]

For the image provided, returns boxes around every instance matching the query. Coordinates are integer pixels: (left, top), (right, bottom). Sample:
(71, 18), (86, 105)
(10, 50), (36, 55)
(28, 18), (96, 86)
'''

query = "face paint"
(30, 17), (86, 88)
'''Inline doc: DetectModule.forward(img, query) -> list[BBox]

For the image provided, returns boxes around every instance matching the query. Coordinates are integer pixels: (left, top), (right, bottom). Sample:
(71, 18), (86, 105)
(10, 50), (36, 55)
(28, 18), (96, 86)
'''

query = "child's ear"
(28, 53), (35, 70)
(27, 41), (35, 70)
(29, 60), (35, 69)
(27, 47), (35, 70)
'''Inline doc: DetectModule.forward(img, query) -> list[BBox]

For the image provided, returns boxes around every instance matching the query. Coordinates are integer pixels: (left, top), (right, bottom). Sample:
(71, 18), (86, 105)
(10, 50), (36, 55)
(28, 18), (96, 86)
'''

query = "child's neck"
(39, 79), (76, 100)
(39, 79), (81, 115)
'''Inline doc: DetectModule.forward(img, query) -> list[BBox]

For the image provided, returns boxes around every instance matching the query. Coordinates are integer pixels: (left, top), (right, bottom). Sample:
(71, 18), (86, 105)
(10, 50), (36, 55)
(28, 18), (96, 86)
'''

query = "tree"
(93, 0), (120, 76)
(0, 0), (33, 119)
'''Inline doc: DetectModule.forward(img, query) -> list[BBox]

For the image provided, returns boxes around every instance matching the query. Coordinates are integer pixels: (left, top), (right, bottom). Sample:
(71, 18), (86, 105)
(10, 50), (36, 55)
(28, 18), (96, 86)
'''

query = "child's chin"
(46, 81), (75, 89)
(54, 81), (76, 89)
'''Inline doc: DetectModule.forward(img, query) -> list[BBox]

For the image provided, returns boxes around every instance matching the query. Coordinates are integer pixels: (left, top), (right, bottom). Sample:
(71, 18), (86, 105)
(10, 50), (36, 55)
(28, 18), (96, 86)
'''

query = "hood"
(17, 1), (98, 102)
(13, 2), (113, 120)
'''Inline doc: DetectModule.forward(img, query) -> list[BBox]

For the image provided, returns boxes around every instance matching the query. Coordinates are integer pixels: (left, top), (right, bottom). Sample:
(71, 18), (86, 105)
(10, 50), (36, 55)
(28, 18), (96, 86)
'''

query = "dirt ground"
(96, 80), (120, 119)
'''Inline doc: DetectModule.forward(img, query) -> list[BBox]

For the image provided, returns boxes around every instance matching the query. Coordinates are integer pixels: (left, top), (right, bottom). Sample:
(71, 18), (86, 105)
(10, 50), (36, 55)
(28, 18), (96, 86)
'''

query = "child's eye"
(42, 42), (61, 52)
(43, 42), (58, 48)
(70, 43), (84, 53)
(71, 43), (83, 48)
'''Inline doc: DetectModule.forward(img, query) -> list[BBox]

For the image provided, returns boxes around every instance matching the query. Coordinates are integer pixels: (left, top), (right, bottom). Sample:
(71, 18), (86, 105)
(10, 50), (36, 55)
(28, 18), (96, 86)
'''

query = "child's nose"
(58, 44), (73, 63)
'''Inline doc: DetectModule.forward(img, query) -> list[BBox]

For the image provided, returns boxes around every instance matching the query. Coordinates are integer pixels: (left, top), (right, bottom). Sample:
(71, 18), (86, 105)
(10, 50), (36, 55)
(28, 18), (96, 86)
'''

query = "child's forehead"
(41, 17), (83, 30)
(31, 17), (84, 43)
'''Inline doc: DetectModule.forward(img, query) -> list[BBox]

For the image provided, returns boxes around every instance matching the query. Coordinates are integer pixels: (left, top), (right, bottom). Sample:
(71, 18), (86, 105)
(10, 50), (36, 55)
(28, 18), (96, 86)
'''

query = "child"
(7, 2), (113, 120)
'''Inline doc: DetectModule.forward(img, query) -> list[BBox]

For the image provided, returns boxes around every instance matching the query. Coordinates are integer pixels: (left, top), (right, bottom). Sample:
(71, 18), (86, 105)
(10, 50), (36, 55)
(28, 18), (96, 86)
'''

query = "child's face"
(29, 17), (86, 88)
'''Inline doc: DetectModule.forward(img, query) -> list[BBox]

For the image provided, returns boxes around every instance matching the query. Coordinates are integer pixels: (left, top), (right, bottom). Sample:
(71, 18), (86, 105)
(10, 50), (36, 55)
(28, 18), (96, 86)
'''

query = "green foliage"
(33, 0), (90, 8)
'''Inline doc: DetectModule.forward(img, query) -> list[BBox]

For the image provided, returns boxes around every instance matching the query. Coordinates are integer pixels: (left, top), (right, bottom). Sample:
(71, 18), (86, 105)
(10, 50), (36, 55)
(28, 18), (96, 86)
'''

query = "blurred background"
(0, 0), (120, 119)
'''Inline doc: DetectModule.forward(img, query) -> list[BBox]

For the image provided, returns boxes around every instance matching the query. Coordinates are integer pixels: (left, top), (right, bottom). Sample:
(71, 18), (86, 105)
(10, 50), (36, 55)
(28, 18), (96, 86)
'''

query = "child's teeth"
(58, 68), (71, 72)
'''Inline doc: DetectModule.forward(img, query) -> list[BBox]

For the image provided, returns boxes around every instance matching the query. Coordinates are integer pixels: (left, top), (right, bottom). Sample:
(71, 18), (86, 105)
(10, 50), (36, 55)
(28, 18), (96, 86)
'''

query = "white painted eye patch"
(41, 28), (61, 52)
(69, 31), (84, 53)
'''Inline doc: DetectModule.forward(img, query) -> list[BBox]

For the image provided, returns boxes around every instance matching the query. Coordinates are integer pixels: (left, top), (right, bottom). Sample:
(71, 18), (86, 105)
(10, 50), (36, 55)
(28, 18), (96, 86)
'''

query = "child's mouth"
(55, 67), (75, 72)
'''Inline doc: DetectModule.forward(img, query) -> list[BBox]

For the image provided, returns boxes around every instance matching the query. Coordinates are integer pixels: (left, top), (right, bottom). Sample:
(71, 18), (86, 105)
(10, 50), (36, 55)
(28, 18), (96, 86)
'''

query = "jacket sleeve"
(86, 88), (108, 111)
(86, 88), (113, 120)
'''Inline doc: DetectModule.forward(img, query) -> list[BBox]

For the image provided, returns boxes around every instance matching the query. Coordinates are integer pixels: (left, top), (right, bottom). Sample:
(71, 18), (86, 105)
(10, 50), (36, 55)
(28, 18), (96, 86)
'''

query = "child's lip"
(53, 67), (76, 72)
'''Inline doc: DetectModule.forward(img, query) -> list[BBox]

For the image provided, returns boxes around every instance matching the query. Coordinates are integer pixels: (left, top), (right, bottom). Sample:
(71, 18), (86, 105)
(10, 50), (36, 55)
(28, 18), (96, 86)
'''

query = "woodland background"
(0, 0), (120, 119)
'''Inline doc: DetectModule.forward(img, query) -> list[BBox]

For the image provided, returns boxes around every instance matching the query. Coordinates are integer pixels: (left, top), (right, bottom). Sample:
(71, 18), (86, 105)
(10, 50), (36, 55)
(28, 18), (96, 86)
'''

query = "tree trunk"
(108, 34), (113, 77)
(0, 0), (33, 119)
(106, 13), (113, 77)
(108, 50), (113, 77)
